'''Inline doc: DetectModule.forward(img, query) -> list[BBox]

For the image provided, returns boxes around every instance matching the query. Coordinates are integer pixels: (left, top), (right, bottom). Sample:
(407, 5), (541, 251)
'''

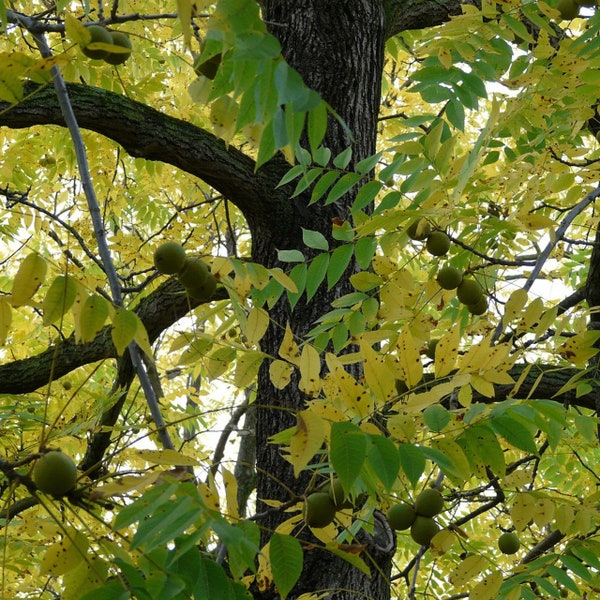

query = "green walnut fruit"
(183, 272), (217, 301)
(425, 339), (439, 360)
(407, 219), (431, 241)
(426, 231), (451, 257)
(303, 492), (337, 528)
(557, 0), (580, 19)
(81, 25), (112, 60)
(105, 31), (132, 65)
(498, 532), (521, 554)
(153, 242), (186, 275)
(178, 256), (210, 287)
(33, 450), (78, 496)
(328, 479), (353, 509)
(436, 266), (463, 290)
(468, 295), (488, 316)
(414, 488), (444, 517)
(457, 279), (484, 306)
(387, 502), (417, 530)
(410, 516), (440, 546)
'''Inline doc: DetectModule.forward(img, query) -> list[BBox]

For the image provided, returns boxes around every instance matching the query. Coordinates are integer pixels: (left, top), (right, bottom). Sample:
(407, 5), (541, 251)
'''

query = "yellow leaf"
(555, 503), (575, 535)
(396, 329), (423, 388)
(40, 530), (88, 576)
(510, 492), (535, 531)
(279, 323), (300, 366)
(222, 467), (239, 519)
(11, 252), (47, 307)
(0, 299), (11, 344)
(350, 271), (383, 291)
(206, 346), (237, 380)
(43, 275), (77, 325)
(78, 294), (110, 344)
(269, 359), (294, 389)
(284, 409), (327, 477)
(96, 472), (162, 497)
(65, 12), (89, 46)
(210, 95), (238, 141)
(324, 366), (373, 419)
(518, 297), (544, 332)
(132, 313), (154, 360)
(503, 288), (528, 322)
(517, 213), (555, 230)
(532, 496), (555, 528)
(269, 267), (298, 293)
(434, 325), (460, 378)
(469, 570), (503, 600)
(176, 0), (193, 47)
(131, 448), (198, 466)
(234, 350), (265, 388)
(360, 342), (396, 405)
(438, 46), (453, 69)
(449, 553), (487, 587)
(111, 307), (137, 356)
(246, 263), (270, 290)
(470, 374), (495, 398)
(245, 306), (270, 346)
(299, 344), (321, 397)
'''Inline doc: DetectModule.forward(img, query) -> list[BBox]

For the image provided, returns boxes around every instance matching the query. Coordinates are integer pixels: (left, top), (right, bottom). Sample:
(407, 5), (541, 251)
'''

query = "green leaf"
(367, 435), (400, 491)
(286, 263), (308, 309)
(11, 252), (47, 307)
(277, 164), (305, 188)
(352, 180), (383, 213)
(398, 444), (425, 488)
(422, 404), (451, 433)
(355, 151), (382, 175)
(111, 307), (138, 356)
(330, 421), (367, 492)
(327, 244), (354, 289)
(43, 275), (77, 325)
(305, 252), (329, 301)
(114, 483), (179, 531)
(333, 146), (352, 169)
(459, 424), (506, 478)
(490, 413), (538, 455)
(78, 294), (110, 344)
(354, 236), (377, 269)
(310, 170), (340, 204)
(302, 228), (329, 251)
(325, 172), (363, 205)
(277, 249), (305, 263)
(194, 558), (239, 598)
(270, 533), (303, 599)
(308, 102), (328, 152)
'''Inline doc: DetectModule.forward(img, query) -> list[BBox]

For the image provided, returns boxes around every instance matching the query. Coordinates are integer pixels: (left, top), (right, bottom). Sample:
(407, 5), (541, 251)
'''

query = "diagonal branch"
(0, 81), (291, 233)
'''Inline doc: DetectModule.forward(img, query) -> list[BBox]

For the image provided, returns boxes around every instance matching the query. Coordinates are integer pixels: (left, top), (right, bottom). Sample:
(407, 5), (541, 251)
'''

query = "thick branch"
(0, 277), (223, 394)
(0, 82), (290, 234)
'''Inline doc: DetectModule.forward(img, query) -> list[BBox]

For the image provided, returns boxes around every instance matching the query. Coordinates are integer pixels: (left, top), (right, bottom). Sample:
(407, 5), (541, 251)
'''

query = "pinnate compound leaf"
(270, 533), (303, 599)
(11, 252), (47, 307)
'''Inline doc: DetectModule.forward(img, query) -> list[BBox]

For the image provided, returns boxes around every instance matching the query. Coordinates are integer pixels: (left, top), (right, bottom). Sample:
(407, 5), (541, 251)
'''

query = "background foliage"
(0, 0), (599, 598)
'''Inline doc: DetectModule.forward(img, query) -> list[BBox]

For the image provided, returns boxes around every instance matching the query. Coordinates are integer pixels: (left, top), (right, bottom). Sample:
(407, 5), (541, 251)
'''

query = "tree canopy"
(1, 0), (600, 599)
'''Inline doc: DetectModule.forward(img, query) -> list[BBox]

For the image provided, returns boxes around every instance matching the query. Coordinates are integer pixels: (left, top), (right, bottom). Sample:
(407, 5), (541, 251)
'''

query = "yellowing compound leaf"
(43, 275), (77, 325)
(40, 530), (89, 576)
(469, 570), (503, 600)
(325, 365), (373, 419)
(111, 307), (138, 356)
(558, 330), (600, 367)
(279, 323), (300, 366)
(269, 267), (298, 293)
(245, 306), (270, 346)
(11, 252), (47, 307)
(284, 409), (327, 477)
(299, 343), (322, 397)
(449, 553), (487, 587)
(0, 299), (11, 344)
(503, 288), (528, 323)
(435, 325), (460, 378)
(396, 329), (423, 388)
(77, 294), (110, 344)
(235, 350), (265, 388)
(130, 448), (198, 466)
(360, 341), (396, 405)
(222, 467), (239, 519)
(270, 359), (294, 389)
(510, 492), (536, 531)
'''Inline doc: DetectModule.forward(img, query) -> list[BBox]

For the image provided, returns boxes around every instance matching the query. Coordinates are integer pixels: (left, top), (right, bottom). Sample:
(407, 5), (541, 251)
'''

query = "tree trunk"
(251, 2), (394, 598)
